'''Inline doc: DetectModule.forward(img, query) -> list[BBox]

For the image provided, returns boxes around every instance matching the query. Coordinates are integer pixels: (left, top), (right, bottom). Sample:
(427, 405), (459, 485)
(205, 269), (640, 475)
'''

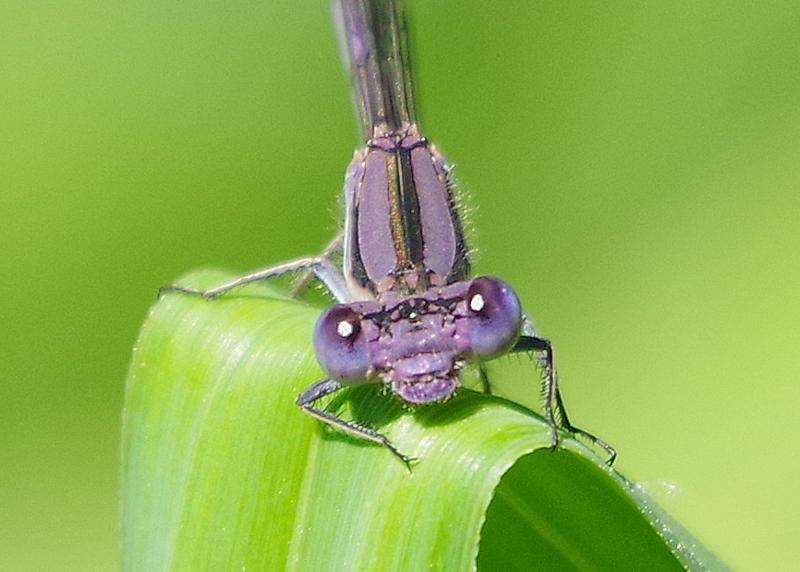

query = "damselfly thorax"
(343, 123), (469, 301)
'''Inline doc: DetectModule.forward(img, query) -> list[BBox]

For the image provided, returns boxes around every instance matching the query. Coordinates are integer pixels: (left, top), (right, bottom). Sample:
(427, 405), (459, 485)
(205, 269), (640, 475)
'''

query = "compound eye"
(313, 305), (370, 382)
(466, 276), (522, 360)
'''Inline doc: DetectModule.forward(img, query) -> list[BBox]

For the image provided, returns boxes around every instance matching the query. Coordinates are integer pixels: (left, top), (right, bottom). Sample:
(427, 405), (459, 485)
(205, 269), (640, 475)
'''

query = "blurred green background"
(2, 1), (798, 570)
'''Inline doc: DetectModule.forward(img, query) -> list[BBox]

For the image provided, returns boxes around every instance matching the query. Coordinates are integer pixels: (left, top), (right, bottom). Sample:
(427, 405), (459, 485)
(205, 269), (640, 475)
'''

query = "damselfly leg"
(513, 319), (617, 464)
(296, 378), (416, 470)
(159, 248), (352, 303)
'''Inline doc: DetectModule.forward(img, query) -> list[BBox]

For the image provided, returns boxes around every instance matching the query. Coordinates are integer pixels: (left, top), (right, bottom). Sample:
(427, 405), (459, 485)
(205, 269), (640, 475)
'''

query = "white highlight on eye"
(469, 293), (485, 312)
(337, 320), (355, 338)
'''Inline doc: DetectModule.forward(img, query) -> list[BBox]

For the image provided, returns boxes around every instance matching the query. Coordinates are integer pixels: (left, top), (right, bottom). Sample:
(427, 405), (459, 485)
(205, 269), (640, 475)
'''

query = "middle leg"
(160, 254), (353, 303)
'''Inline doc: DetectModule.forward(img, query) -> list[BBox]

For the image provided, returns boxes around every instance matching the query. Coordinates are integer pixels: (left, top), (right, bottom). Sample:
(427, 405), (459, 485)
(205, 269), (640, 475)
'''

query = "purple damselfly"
(162, 0), (615, 468)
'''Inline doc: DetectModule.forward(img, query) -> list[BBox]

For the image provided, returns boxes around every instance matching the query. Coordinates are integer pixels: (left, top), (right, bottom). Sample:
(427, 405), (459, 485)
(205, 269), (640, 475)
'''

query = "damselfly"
(163, 0), (615, 467)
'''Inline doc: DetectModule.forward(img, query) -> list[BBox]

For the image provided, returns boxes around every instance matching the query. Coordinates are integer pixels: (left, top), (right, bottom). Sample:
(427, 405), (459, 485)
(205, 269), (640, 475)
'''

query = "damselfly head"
(312, 276), (522, 404)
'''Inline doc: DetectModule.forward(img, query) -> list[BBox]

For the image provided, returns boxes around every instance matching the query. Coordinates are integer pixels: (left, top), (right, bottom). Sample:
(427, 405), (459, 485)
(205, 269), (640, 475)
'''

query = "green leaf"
(122, 269), (725, 571)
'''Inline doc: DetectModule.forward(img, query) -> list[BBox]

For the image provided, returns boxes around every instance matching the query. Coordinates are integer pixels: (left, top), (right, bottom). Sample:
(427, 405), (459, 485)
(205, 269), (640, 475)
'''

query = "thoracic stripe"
(395, 146), (426, 278)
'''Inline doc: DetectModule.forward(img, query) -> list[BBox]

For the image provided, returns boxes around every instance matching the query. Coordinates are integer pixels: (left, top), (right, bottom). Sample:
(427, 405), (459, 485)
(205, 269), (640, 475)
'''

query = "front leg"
(296, 379), (416, 470)
(512, 334), (617, 465)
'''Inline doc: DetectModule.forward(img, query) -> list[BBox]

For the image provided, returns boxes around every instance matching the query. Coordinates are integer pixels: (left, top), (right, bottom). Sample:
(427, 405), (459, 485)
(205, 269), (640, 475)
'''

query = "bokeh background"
(2, 1), (799, 569)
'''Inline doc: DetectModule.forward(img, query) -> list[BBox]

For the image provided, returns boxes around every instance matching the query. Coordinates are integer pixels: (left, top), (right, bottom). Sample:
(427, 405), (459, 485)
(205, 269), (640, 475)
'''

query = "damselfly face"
(313, 276), (522, 403)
